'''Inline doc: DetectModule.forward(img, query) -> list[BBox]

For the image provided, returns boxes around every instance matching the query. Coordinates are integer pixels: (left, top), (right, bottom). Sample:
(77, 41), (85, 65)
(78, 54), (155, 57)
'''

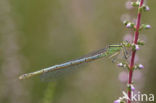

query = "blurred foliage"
(0, 0), (155, 103)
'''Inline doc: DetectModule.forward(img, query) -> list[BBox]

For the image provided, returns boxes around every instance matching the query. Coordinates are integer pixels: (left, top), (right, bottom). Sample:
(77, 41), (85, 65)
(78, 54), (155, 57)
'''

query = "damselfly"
(19, 44), (128, 81)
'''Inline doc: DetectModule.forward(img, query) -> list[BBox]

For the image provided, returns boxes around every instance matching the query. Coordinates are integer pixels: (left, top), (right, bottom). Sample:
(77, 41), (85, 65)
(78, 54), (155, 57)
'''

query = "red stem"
(128, 0), (144, 103)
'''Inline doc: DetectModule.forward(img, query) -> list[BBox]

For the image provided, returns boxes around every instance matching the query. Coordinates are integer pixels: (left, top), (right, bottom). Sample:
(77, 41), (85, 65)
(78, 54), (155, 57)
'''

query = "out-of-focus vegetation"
(0, 0), (155, 103)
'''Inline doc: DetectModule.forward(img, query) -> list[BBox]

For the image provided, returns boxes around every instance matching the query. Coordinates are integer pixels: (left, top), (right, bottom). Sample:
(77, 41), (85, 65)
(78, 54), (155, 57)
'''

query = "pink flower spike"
(117, 63), (123, 67)
(114, 99), (121, 103)
(131, 85), (135, 91)
(135, 45), (139, 50)
(138, 64), (144, 69)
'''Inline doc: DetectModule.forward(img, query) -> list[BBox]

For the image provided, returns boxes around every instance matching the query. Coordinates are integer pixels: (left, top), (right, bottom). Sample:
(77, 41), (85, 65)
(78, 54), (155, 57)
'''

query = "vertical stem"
(128, 0), (144, 103)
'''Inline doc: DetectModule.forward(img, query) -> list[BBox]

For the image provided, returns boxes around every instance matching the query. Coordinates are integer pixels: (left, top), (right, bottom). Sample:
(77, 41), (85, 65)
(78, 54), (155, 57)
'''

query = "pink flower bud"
(145, 6), (150, 11)
(131, 85), (135, 91)
(146, 25), (151, 29)
(135, 45), (139, 50)
(117, 63), (123, 67)
(114, 99), (121, 103)
(126, 23), (131, 28)
(138, 64), (144, 69)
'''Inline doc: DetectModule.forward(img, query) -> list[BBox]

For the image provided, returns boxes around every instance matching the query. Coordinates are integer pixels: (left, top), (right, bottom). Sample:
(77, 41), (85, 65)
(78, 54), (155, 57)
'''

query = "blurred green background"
(0, 0), (155, 103)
